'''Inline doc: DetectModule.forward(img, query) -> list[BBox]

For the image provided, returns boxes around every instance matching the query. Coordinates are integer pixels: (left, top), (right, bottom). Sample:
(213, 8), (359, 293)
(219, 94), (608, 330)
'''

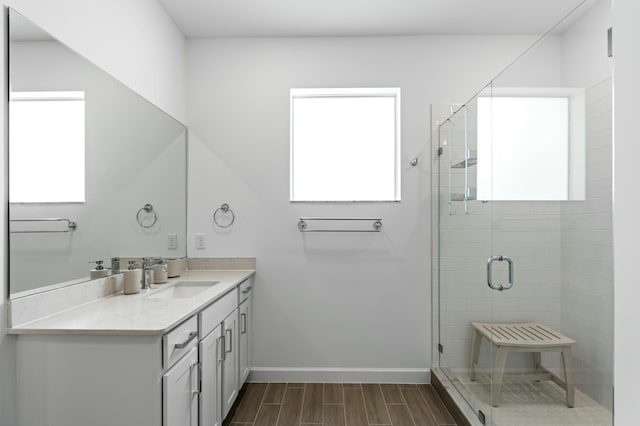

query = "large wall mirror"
(8, 9), (187, 297)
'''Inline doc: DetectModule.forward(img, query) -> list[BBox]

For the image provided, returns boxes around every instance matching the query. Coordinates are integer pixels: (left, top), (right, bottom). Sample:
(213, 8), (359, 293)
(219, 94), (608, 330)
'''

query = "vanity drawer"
(238, 277), (253, 303)
(199, 289), (237, 339)
(163, 316), (198, 370)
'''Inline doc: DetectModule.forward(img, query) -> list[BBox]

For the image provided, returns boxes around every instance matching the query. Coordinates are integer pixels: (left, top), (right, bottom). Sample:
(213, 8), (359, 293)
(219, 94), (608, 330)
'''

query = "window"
(290, 88), (401, 202)
(10, 91), (85, 203)
(476, 94), (584, 201)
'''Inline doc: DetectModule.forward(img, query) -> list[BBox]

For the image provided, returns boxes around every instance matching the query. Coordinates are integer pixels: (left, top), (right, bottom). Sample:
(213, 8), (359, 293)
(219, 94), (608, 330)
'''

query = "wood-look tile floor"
(223, 383), (458, 426)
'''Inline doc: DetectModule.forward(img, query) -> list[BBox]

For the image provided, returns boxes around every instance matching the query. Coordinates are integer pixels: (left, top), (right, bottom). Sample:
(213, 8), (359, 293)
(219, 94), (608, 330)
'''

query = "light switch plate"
(167, 233), (178, 250)
(195, 233), (206, 249)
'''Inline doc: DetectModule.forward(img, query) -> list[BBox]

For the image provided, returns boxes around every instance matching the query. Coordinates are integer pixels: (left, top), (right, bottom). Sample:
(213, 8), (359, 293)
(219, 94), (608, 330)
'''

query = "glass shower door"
(436, 94), (497, 423)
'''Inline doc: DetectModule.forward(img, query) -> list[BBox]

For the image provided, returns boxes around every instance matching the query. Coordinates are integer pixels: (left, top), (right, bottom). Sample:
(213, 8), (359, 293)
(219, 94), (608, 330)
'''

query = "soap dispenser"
(89, 260), (109, 279)
(123, 260), (142, 294)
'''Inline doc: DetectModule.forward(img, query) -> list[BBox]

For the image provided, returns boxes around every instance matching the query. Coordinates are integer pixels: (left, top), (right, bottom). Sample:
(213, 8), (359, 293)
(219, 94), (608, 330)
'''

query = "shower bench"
(469, 322), (576, 408)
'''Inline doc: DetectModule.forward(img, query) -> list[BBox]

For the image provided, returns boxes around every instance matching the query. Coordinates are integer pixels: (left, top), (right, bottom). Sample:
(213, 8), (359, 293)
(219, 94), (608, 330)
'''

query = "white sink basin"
(147, 281), (220, 299)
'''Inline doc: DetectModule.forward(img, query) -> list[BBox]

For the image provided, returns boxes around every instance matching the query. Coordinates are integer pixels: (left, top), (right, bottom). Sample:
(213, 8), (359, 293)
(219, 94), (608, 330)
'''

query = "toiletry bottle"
(154, 264), (168, 284)
(123, 260), (142, 294)
(89, 260), (110, 279)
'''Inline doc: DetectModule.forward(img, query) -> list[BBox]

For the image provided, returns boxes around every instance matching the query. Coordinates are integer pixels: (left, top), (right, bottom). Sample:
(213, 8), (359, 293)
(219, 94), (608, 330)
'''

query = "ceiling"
(158, 0), (592, 38)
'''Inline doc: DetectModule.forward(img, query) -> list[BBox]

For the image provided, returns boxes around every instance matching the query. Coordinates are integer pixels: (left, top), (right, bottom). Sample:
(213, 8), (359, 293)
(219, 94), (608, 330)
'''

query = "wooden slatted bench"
(469, 322), (576, 408)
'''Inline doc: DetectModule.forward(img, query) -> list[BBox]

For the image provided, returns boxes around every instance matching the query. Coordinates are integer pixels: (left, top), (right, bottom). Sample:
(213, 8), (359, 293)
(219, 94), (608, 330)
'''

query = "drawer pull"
(241, 286), (252, 294)
(175, 332), (198, 349)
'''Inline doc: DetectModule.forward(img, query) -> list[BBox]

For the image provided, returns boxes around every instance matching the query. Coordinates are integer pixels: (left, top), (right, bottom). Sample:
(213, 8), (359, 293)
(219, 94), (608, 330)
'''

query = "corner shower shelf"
(442, 106), (478, 215)
(451, 149), (477, 169)
(450, 188), (477, 202)
(449, 150), (477, 205)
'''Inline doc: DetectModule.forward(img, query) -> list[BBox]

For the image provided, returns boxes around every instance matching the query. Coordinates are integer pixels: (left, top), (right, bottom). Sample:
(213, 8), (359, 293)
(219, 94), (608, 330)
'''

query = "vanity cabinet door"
(163, 347), (199, 426)
(222, 308), (239, 418)
(200, 325), (223, 426)
(238, 296), (251, 386)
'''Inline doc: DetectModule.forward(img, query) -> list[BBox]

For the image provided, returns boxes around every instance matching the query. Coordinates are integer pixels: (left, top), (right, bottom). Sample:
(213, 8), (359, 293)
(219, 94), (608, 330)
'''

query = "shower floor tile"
(452, 374), (612, 426)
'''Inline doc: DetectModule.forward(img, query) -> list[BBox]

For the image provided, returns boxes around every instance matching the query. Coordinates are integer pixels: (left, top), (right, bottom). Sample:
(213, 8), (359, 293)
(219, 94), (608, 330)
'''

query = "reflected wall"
(8, 11), (187, 296)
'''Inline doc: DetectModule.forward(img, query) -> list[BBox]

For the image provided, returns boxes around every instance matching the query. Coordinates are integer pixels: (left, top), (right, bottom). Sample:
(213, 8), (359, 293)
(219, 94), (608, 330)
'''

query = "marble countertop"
(7, 269), (255, 336)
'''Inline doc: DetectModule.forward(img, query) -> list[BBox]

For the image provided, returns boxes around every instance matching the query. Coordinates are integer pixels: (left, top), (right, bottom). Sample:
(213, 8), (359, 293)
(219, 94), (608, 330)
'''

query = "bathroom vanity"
(9, 267), (254, 426)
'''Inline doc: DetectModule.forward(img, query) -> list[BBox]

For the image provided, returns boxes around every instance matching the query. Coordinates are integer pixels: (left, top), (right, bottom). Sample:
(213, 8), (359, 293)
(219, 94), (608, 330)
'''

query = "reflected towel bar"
(297, 217), (382, 233)
(10, 218), (77, 233)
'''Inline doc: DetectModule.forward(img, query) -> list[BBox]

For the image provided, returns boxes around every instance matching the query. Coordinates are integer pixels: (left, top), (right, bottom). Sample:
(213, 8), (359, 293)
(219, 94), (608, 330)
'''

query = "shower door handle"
(487, 256), (514, 291)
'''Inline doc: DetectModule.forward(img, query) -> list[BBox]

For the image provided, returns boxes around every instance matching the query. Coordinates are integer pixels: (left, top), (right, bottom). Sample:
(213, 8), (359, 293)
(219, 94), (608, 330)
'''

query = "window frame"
(289, 87), (401, 203)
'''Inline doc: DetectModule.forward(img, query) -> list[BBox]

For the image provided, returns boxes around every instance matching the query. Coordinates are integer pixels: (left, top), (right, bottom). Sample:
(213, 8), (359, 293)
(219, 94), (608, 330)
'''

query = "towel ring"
(213, 203), (235, 228)
(136, 203), (157, 228)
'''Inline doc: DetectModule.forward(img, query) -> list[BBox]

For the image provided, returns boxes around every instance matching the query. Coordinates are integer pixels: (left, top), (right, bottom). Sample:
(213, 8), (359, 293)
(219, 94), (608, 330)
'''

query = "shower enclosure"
(432, 1), (613, 424)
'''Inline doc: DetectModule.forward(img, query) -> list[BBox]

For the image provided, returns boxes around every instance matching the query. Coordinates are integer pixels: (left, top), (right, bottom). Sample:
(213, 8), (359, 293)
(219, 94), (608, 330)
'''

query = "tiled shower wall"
(561, 79), (613, 410)
(436, 80), (613, 409)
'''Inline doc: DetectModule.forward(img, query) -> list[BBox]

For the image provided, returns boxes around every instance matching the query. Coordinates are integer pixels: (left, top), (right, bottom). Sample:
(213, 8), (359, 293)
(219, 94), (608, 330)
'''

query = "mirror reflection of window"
(477, 94), (585, 201)
(9, 91), (85, 203)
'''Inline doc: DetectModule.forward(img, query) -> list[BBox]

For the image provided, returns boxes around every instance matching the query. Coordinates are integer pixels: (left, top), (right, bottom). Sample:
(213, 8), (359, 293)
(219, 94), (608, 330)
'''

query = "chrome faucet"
(111, 257), (120, 275)
(141, 257), (163, 290)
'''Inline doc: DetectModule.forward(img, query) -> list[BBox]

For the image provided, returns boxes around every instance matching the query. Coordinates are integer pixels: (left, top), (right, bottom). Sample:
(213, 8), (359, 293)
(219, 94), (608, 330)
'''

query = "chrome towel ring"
(213, 203), (235, 228)
(136, 203), (158, 228)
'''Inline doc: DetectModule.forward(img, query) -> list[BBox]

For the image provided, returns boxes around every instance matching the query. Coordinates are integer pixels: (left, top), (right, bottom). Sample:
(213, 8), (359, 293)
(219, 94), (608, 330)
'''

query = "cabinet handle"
(225, 328), (233, 354)
(241, 286), (252, 294)
(175, 332), (198, 349)
(241, 313), (247, 334)
(189, 362), (200, 425)
(190, 362), (201, 396)
(219, 335), (226, 361)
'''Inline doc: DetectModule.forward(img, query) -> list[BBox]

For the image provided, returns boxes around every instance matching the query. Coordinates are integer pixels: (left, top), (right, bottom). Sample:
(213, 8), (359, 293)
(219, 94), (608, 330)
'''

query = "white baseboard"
(248, 367), (430, 383)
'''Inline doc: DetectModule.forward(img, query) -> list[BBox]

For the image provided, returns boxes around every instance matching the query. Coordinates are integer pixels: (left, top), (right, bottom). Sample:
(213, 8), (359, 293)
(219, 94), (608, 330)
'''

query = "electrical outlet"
(167, 233), (178, 250)
(195, 233), (206, 249)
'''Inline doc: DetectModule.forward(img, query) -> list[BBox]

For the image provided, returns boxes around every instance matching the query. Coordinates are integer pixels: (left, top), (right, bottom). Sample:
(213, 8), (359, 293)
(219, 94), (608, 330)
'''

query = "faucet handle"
(89, 260), (104, 270)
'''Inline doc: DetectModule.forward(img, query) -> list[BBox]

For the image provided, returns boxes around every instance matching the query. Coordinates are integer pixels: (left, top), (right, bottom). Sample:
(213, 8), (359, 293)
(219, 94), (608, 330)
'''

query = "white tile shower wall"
(561, 79), (613, 410)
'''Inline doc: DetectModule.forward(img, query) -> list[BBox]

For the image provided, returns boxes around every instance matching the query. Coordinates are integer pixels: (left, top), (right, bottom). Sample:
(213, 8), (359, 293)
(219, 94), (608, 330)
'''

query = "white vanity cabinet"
(14, 273), (255, 426)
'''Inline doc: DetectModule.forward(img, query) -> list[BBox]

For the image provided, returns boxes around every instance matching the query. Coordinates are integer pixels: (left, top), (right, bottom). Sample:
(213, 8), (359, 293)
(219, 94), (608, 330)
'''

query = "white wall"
(4, 0), (187, 123)
(612, 0), (640, 422)
(186, 35), (540, 381)
(0, 2), (186, 424)
(561, 0), (612, 88)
